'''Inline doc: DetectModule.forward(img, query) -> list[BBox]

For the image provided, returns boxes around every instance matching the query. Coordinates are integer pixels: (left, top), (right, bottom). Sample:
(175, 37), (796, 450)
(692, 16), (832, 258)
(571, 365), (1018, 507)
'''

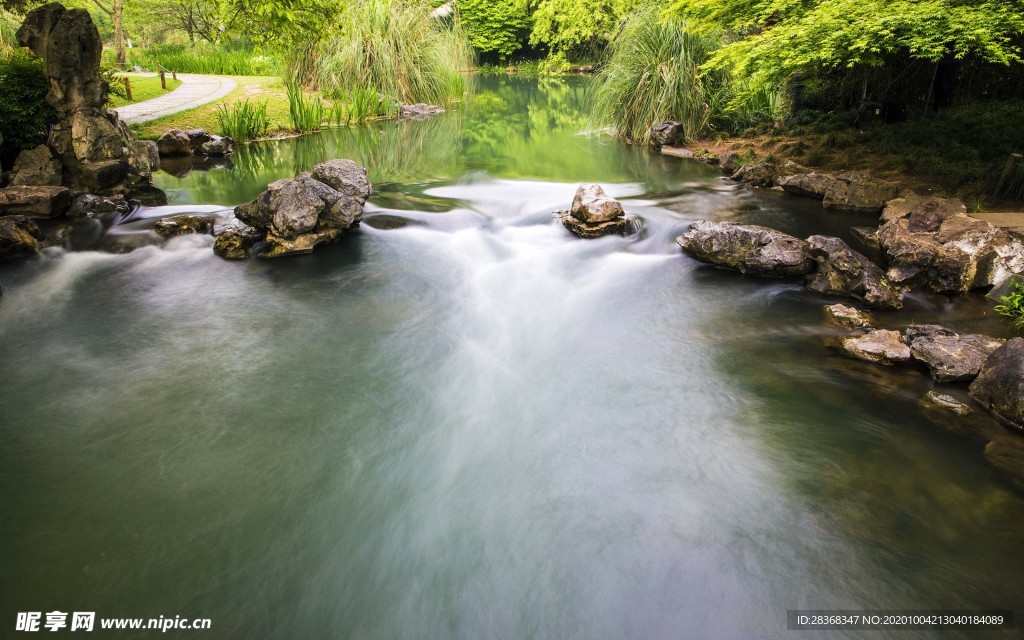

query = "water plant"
(286, 79), (324, 134)
(301, 0), (472, 106)
(117, 42), (281, 76)
(217, 99), (270, 142)
(590, 4), (730, 144)
(995, 277), (1024, 329)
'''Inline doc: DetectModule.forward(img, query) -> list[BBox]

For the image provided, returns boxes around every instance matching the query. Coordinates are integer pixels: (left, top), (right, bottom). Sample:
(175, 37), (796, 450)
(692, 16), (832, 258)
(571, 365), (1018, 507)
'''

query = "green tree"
(529, 0), (637, 57)
(458, 0), (530, 61)
(666, 0), (1024, 82)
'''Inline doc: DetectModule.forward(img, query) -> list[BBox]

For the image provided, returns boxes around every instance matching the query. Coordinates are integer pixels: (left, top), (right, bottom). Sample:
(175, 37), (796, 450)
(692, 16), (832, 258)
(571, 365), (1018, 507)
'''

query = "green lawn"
(108, 74), (182, 107)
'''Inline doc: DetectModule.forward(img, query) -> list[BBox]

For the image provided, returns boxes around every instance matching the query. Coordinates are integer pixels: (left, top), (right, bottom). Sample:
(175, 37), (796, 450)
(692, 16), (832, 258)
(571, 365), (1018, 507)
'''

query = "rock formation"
(823, 304), (872, 328)
(216, 159), (371, 259)
(969, 338), (1024, 430)
(558, 184), (640, 239)
(903, 325), (1002, 382)
(677, 221), (815, 276)
(649, 121), (684, 148)
(0, 216), (44, 261)
(805, 235), (903, 309)
(838, 330), (911, 366)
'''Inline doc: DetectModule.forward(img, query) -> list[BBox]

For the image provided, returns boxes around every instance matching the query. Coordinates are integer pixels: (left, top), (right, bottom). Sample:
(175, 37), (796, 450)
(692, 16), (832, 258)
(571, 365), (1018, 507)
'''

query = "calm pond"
(1, 75), (1022, 639)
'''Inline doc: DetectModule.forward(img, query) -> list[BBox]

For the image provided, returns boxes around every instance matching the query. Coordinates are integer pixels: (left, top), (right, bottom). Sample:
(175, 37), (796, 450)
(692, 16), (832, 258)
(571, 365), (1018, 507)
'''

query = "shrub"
(217, 100), (270, 142)
(302, 0), (472, 106)
(0, 54), (56, 168)
(995, 277), (1024, 330)
(590, 5), (730, 144)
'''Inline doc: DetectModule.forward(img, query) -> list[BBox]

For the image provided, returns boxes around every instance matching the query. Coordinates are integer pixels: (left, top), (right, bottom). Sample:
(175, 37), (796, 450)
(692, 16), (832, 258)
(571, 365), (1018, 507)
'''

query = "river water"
(1, 76), (1022, 639)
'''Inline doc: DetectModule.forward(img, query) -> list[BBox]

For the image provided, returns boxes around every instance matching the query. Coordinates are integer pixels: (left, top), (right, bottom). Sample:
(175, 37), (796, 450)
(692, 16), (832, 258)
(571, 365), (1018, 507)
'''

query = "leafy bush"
(590, 5), (729, 144)
(217, 100), (270, 141)
(459, 0), (531, 62)
(0, 54), (56, 167)
(995, 277), (1024, 329)
(303, 0), (472, 106)
(1, 8), (19, 59)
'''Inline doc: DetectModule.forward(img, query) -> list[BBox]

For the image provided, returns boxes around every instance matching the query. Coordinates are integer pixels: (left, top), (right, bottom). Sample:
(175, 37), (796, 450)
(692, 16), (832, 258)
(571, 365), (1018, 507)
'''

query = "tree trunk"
(114, 0), (125, 69)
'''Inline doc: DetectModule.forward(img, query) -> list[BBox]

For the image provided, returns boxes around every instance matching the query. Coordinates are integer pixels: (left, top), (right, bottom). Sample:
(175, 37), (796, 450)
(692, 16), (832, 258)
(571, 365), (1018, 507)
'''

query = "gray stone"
(559, 211), (639, 239)
(909, 330), (1003, 382)
(153, 214), (216, 237)
(920, 390), (973, 416)
(67, 193), (127, 219)
(127, 139), (159, 182)
(0, 186), (72, 218)
(881, 193), (966, 224)
(10, 145), (63, 186)
(839, 329), (911, 366)
(824, 304), (872, 328)
(822, 171), (899, 213)
(717, 152), (741, 175)
(969, 338), (1024, 429)
(678, 221), (815, 277)
(157, 130), (193, 157)
(186, 129), (212, 151)
(805, 235), (902, 309)
(570, 184), (624, 223)
(650, 121), (684, 148)
(0, 215), (43, 261)
(733, 159), (808, 188)
(213, 223), (261, 260)
(779, 172), (840, 199)
(399, 104), (444, 120)
(198, 135), (233, 156)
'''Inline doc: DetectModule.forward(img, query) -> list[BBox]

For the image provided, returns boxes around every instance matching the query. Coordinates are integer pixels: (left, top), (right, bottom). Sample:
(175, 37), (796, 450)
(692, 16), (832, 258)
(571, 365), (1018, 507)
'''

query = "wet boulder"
(198, 135), (233, 157)
(0, 215), (44, 261)
(229, 159), (371, 258)
(560, 184), (638, 239)
(969, 338), (1024, 429)
(213, 222), (261, 260)
(650, 121), (684, 148)
(157, 130), (193, 157)
(779, 172), (840, 200)
(821, 171), (899, 213)
(920, 390), (973, 416)
(10, 145), (63, 186)
(678, 221), (815, 277)
(717, 152), (741, 175)
(0, 185), (72, 218)
(906, 328), (1003, 382)
(838, 329), (911, 366)
(733, 159), (808, 188)
(127, 140), (160, 182)
(824, 304), (872, 329)
(67, 193), (127, 219)
(153, 214), (216, 237)
(804, 235), (902, 309)
(186, 129), (212, 152)
(878, 195), (1024, 293)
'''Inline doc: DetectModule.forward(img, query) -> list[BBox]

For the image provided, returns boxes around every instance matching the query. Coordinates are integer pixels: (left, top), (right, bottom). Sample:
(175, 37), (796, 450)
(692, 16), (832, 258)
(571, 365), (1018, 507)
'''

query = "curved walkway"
(114, 73), (237, 124)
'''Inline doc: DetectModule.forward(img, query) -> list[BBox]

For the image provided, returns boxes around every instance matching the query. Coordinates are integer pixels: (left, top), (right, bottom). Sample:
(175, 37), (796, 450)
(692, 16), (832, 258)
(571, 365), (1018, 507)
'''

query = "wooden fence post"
(124, 76), (132, 101)
(159, 68), (166, 90)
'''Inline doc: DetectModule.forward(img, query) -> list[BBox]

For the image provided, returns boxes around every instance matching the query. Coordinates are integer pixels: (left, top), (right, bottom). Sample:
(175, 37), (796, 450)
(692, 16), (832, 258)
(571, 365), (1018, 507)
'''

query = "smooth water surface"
(2, 76), (1023, 639)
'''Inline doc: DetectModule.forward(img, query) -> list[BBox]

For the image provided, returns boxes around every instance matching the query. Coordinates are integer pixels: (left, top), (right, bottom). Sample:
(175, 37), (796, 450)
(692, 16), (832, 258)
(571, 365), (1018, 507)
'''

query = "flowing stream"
(1, 76), (1023, 639)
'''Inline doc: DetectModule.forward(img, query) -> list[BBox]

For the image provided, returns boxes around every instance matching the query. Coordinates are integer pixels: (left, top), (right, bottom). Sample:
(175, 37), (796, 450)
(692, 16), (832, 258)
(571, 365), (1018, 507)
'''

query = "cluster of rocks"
(213, 159), (371, 259)
(0, 3), (159, 208)
(0, 3), (162, 261)
(399, 104), (445, 121)
(557, 184), (641, 239)
(678, 221), (904, 309)
(156, 129), (233, 158)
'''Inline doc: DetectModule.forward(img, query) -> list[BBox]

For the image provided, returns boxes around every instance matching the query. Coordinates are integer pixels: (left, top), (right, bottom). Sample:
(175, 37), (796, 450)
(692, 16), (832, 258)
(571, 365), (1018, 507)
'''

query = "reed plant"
(216, 99), (270, 142)
(302, 0), (472, 106)
(0, 9), (19, 60)
(121, 42), (281, 76)
(590, 5), (731, 144)
(286, 79), (325, 133)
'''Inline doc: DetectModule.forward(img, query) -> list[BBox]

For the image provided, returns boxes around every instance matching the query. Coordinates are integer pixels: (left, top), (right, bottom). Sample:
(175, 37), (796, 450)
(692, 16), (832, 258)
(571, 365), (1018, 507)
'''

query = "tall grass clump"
(124, 42), (280, 76)
(217, 100), (270, 141)
(0, 9), (20, 59)
(591, 5), (731, 144)
(304, 0), (472, 106)
(286, 79), (324, 133)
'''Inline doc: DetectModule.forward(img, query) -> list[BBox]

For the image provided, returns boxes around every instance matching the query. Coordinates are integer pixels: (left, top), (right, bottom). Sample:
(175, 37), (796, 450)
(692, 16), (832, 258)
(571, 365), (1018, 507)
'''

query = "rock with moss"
(153, 214), (216, 237)
(10, 145), (63, 187)
(226, 159), (371, 259)
(678, 221), (815, 276)
(824, 304), (873, 328)
(733, 158), (807, 188)
(0, 215), (44, 261)
(779, 172), (840, 199)
(878, 194), (1024, 293)
(906, 328), (1002, 382)
(838, 329), (911, 366)
(969, 338), (1024, 429)
(0, 186), (72, 218)
(649, 121), (684, 148)
(559, 184), (639, 239)
(805, 235), (903, 309)
(821, 171), (899, 213)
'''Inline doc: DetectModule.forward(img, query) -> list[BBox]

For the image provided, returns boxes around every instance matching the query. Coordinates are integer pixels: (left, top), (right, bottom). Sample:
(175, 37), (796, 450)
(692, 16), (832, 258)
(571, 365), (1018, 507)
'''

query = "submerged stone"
(678, 221), (815, 277)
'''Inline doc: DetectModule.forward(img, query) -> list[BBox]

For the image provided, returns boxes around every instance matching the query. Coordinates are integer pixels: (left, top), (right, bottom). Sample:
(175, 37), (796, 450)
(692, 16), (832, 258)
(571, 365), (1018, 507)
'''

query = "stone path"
(114, 73), (237, 125)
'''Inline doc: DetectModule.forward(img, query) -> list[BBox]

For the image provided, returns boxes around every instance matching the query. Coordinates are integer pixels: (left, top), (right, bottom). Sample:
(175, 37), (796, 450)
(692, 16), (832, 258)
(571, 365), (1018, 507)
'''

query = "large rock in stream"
(878, 193), (1024, 293)
(0, 215), (44, 261)
(838, 329), (911, 366)
(903, 325), (1003, 382)
(559, 184), (639, 239)
(805, 235), (903, 309)
(678, 221), (815, 276)
(969, 338), (1024, 430)
(226, 159), (371, 258)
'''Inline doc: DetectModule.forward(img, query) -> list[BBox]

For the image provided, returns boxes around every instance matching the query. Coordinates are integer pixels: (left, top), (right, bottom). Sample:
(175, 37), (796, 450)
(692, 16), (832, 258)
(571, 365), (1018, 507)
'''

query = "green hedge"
(0, 54), (55, 169)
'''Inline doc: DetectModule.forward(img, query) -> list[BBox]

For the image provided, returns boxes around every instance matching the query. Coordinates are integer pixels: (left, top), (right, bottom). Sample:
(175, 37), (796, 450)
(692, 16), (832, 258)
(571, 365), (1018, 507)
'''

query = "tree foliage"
(529, 0), (637, 56)
(458, 0), (530, 60)
(666, 0), (1024, 82)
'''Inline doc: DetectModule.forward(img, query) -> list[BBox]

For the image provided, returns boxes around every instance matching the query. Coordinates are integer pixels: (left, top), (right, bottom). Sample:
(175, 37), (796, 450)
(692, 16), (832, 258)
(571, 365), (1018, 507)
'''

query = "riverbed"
(1, 75), (1022, 639)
